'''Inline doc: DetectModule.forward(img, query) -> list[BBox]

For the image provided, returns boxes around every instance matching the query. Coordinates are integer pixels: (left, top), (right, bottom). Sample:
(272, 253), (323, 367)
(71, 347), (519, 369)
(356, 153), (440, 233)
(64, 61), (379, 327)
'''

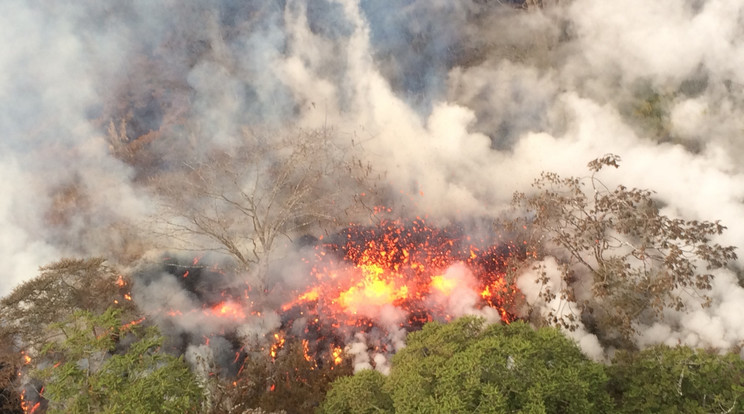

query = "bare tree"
(513, 155), (737, 344)
(150, 127), (381, 290)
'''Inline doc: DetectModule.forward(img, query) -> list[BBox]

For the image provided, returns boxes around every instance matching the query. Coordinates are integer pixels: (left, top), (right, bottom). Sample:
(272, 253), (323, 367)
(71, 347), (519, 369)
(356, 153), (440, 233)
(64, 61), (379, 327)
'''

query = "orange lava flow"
(259, 219), (526, 370)
(148, 219), (524, 371)
(210, 301), (246, 319)
(281, 219), (521, 328)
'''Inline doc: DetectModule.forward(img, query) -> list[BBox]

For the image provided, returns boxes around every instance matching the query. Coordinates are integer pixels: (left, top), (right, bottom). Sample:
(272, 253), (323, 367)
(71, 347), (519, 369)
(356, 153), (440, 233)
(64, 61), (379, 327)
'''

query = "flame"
(270, 333), (285, 360)
(115, 275), (126, 287)
(301, 339), (312, 363)
(20, 390), (26, 412)
(121, 316), (146, 330)
(332, 346), (343, 365)
(19, 388), (41, 414)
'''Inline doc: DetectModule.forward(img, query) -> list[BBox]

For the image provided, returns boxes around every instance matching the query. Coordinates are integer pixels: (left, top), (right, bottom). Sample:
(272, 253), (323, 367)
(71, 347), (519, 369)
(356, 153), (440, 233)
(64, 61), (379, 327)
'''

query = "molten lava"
(282, 219), (520, 326)
(210, 301), (246, 319)
(141, 219), (524, 373)
(270, 218), (523, 369)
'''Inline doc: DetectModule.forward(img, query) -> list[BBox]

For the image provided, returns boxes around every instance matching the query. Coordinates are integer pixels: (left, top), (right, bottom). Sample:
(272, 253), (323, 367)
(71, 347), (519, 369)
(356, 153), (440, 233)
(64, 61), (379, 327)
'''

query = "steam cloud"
(3, 0), (744, 358)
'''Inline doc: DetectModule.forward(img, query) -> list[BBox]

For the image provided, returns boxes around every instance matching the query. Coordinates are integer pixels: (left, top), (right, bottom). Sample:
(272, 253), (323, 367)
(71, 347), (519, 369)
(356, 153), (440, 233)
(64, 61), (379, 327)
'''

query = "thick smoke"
(4, 0), (744, 358)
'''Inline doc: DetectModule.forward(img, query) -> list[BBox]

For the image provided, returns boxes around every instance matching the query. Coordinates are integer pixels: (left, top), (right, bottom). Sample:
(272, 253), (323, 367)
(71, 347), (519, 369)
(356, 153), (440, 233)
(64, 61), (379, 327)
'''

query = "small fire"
(301, 339), (312, 363)
(270, 333), (286, 360)
(331, 346), (343, 365)
(19, 389), (41, 414)
(121, 316), (146, 330)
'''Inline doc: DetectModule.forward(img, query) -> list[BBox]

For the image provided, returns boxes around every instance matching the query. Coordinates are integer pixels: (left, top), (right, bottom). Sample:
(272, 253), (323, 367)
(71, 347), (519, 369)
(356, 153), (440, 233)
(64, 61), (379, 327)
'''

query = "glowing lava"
(269, 218), (524, 371)
(282, 219), (521, 328)
(147, 218), (524, 373)
(336, 264), (409, 315)
(210, 301), (246, 319)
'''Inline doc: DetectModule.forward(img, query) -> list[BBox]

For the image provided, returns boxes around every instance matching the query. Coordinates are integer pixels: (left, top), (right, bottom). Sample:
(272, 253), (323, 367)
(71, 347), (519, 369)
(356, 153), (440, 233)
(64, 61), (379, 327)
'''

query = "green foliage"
(34, 308), (203, 414)
(318, 369), (393, 414)
(513, 155), (737, 342)
(322, 317), (612, 414)
(629, 90), (672, 139)
(609, 345), (744, 413)
(0, 258), (136, 414)
(0, 258), (135, 350)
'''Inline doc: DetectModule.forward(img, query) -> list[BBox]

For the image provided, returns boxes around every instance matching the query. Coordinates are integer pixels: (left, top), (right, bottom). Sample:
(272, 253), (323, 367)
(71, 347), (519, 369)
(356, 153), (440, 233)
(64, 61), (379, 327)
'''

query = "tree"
(513, 154), (737, 343)
(0, 337), (22, 414)
(0, 257), (136, 351)
(0, 258), (138, 413)
(233, 338), (353, 414)
(33, 308), (203, 414)
(318, 369), (392, 414)
(152, 127), (381, 291)
(321, 317), (612, 414)
(609, 346), (744, 413)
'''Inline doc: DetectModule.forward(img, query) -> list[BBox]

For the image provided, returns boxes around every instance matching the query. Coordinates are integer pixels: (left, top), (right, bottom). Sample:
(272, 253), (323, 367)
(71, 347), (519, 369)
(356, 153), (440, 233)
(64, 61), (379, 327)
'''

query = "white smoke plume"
(3, 0), (744, 357)
(516, 258), (605, 360)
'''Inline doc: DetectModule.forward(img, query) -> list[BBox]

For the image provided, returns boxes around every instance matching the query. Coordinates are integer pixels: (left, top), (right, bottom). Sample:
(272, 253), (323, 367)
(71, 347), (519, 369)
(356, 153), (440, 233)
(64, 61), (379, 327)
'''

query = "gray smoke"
(3, 0), (744, 356)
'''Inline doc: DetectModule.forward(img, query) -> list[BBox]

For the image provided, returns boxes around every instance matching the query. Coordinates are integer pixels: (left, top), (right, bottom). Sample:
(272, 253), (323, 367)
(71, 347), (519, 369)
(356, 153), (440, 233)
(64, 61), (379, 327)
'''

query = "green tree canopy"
(609, 345), (744, 413)
(318, 369), (392, 414)
(0, 258), (138, 413)
(33, 308), (203, 414)
(320, 317), (612, 414)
